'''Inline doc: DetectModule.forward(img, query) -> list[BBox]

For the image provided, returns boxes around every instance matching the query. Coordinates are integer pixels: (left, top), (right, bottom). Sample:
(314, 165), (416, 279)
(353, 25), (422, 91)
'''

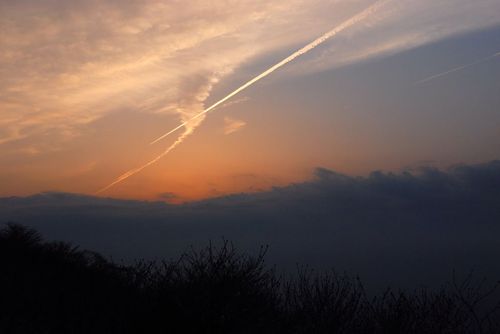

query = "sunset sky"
(1, 0), (500, 202)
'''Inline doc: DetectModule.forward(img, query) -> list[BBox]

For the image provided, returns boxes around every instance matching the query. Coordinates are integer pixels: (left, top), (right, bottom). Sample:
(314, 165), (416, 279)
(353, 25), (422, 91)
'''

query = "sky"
(1, 0), (500, 202)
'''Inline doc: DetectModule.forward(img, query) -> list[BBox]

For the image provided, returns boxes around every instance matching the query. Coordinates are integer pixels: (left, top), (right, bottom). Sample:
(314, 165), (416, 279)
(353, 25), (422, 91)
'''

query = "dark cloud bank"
(2, 161), (500, 290)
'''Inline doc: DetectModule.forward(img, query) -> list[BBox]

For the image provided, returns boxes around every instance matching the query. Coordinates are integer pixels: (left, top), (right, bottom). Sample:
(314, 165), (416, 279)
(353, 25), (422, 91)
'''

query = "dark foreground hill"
(0, 223), (499, 334)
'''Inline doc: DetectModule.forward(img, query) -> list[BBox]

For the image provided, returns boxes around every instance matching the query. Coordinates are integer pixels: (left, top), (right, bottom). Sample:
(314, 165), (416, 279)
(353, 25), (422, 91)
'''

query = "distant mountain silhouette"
(0, 223), (499, 333)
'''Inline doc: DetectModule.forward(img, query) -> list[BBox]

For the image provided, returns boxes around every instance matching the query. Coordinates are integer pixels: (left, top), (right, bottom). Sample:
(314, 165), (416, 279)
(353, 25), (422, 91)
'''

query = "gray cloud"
(1, 160), (500, 290)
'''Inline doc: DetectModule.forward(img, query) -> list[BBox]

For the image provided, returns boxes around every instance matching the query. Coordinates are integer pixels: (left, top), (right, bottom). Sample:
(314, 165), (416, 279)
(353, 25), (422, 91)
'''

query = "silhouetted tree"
(0, 223), (498, 333)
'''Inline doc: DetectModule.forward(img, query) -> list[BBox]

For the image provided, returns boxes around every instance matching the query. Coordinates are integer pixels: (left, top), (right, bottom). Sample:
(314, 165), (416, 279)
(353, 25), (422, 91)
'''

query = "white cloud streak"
(415, 51), (500, 85)
(96, 130), (188, 194)
(224, 117), (247, 135)
(290, 0), (500, 75)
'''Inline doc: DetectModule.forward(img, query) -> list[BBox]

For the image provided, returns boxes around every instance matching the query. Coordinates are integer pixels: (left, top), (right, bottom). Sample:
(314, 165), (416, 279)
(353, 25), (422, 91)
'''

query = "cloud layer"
(2, 160), (500, 289)
(0, 0), (339, 147)
(2, 0), (499, 150)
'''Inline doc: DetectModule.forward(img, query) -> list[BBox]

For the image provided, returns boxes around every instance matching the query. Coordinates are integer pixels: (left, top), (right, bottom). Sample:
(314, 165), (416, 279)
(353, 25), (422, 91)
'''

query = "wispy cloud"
(0, 0), (328, 148)
(289, 0), (500, 75)
(2, 0), (500, 196)
(224, 117), (247, 135)
(219, 97), (250, 110)
(2, 0), (499, 150)
(97, 1), (387, 192)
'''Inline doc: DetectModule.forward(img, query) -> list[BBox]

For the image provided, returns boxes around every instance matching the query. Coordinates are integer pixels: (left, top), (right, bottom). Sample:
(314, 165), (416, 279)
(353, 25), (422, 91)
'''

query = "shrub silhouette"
(141, 241), (281, 333)
(0, 223), (499, 333)
(0, 223), (141, 333)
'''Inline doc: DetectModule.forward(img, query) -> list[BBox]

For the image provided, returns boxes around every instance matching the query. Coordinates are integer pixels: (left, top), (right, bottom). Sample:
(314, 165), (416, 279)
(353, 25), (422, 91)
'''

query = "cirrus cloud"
(224, 117), (247, 135)
(1, 0), (499, 168)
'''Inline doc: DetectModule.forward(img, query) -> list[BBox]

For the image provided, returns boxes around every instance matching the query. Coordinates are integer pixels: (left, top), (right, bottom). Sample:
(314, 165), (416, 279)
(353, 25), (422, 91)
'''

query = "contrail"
(96, 130), (190, 194)
(415, 51), (500, 85)
(96, 0), (387, 193)
(150, 0), (387, 145)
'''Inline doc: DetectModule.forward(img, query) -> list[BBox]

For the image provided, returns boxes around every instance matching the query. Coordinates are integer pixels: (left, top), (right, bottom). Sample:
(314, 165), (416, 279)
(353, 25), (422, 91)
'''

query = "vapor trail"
(150, 0), (387, 145)
(96, 0), (386, 193)
(415, 51), (500, 85)
(95, 130), (190, 194)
